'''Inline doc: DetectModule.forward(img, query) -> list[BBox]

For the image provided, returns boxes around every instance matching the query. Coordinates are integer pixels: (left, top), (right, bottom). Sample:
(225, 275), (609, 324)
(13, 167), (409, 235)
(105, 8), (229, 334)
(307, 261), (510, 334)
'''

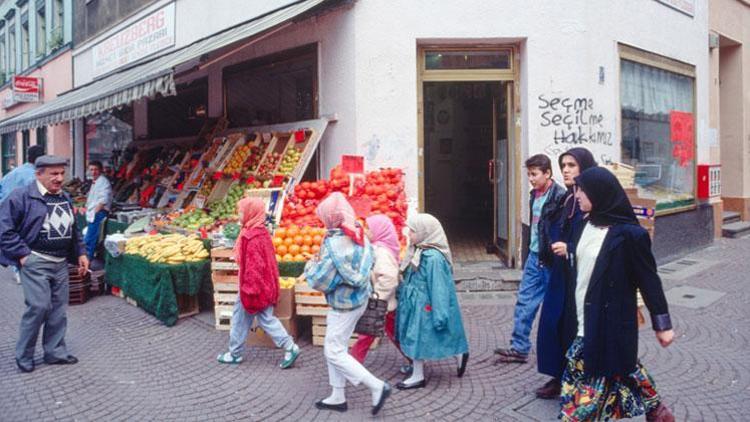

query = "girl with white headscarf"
(395, 213), (469, 389)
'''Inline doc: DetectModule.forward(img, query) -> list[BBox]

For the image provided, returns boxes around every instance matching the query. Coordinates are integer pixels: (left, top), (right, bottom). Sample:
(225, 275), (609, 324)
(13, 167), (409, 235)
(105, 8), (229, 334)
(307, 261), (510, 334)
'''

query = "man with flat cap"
(0, 155), (89, 373)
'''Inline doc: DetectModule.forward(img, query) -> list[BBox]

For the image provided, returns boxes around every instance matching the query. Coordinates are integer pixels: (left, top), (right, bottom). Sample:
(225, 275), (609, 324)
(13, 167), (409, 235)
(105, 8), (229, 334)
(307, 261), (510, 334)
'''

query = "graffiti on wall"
(538, 94), (613, 157)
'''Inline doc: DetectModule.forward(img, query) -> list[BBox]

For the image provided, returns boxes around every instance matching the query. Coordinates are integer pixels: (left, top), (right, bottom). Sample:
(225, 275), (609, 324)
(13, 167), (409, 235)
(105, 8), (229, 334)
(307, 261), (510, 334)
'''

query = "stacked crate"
(211, 248), (239, 330)
(211, 247), (297, 347)
(68, 267), (90, 305)
(295, 283), (357, 346)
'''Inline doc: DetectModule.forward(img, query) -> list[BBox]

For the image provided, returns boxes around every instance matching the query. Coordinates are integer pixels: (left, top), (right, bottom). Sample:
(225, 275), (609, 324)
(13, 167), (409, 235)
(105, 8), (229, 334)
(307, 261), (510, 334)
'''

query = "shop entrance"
(423, 81), (512, 263)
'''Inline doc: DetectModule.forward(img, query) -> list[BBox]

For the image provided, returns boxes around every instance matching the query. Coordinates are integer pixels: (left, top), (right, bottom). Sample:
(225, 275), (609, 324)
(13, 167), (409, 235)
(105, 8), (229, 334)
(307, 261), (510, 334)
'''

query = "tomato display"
(280, 166), (407, 243)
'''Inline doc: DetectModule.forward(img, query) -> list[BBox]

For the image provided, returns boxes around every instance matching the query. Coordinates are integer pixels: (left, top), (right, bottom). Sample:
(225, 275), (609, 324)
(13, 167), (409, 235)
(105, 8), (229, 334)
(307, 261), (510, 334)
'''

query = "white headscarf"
(400, 213), (453, 272)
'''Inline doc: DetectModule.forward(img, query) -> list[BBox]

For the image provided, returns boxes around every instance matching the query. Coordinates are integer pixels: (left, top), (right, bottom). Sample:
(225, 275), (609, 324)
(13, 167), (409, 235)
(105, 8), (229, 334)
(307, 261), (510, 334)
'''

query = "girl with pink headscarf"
(217, 197), (300, 369)
(349, 214), (408, 365)
(304, 192), (391, 415)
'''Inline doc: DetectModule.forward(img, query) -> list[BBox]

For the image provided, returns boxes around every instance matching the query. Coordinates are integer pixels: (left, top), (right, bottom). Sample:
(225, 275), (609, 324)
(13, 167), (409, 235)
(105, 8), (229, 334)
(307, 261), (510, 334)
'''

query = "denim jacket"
(304, 230), (373, 311)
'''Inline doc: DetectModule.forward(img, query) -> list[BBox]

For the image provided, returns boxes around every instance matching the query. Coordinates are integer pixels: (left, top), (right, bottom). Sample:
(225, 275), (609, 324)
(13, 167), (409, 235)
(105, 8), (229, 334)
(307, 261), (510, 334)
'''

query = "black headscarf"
(558, 147), (598, 180)
(574, 167), (638, 227)
(559, 147), (598, 221)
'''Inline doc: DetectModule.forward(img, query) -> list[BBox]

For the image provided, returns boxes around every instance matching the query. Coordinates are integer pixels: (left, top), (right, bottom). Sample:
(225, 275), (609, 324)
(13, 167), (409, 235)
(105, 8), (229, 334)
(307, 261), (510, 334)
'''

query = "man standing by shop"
(0, 145), (46, 283)
(84, 161), (112, 259)
(0, 156), (89, 373)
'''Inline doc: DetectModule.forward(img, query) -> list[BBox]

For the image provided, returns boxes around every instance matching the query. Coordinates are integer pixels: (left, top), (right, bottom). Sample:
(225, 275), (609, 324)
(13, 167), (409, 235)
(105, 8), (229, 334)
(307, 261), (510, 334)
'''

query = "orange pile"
(273, 225), (326, 262)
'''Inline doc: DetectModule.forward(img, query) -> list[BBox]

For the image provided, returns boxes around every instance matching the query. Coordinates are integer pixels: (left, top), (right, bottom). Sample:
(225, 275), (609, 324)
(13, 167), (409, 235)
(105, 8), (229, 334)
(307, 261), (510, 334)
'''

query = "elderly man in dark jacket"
(0, 155), (89, 373)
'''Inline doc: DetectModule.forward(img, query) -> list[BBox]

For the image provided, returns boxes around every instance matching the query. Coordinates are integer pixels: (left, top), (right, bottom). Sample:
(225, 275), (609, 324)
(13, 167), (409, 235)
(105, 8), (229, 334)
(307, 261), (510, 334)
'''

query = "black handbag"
(354, 293), (388, 337)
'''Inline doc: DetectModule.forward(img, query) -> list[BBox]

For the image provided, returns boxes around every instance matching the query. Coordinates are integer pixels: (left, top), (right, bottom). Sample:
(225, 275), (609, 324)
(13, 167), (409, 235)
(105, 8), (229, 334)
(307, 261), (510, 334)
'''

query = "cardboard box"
(247, 316), (297, 348)
(275, 288), (295, 319)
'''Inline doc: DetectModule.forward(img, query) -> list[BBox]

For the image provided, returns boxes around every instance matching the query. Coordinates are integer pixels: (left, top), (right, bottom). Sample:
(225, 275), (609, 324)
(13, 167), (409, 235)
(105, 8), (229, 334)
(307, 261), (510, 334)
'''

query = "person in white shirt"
(84, 161), (113, 259)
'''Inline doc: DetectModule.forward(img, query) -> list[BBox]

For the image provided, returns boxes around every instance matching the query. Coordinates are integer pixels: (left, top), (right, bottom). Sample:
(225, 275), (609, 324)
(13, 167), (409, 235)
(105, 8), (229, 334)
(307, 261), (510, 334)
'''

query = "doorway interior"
(423, 81), (511, 263)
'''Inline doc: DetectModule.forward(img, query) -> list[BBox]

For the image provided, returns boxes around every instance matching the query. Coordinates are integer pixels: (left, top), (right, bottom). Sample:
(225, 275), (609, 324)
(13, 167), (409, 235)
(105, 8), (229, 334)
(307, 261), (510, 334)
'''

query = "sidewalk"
(0, 237), (748, 421)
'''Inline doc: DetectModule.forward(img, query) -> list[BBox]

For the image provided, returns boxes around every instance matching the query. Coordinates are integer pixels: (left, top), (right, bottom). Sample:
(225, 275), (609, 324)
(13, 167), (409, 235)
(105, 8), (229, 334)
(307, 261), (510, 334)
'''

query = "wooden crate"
(68, 268), (90, 305)
(295, 283), (329, 316)
(177, 294), (200, 319)
(311, 316), (358, 347)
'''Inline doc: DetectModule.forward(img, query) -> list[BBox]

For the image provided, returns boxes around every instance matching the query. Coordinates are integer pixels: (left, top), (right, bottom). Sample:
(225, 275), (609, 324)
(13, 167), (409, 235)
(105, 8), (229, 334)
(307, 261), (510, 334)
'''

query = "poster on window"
(669, 111), (694, 167)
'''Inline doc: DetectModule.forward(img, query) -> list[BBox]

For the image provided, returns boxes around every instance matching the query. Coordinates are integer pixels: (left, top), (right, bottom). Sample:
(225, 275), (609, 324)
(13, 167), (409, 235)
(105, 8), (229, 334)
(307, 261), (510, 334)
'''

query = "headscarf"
(366, 214), (400, 262)
(559, 147), (598, 220)
(558, 147), (598, 177)
(316, 192), (365, 245)
(234, 197), (267, 262)
(574, 167), (638, 227)
(400, 213), (453, 272)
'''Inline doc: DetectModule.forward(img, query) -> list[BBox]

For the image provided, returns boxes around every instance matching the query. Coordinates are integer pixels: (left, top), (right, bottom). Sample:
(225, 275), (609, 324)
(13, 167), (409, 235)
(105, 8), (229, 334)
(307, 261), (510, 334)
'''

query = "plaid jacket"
(304, 229), (373, 311)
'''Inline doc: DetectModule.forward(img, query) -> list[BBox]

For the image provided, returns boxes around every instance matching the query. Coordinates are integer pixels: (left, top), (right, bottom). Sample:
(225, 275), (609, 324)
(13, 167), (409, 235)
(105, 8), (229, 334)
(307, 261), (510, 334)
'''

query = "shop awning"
(0, 0), (334, 135)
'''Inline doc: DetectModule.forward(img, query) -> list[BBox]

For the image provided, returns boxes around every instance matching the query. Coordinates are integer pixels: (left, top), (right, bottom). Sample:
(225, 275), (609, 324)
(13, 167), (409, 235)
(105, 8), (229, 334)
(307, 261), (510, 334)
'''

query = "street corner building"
(0, 0), (747, 270)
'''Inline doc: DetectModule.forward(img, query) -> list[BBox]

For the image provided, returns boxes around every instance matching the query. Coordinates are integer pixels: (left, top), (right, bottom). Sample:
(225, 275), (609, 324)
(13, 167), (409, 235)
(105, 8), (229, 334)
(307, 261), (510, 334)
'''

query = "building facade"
(0, 0), (715, 266)
(710, 0), (750, 221)
(0, 0), (73, 173)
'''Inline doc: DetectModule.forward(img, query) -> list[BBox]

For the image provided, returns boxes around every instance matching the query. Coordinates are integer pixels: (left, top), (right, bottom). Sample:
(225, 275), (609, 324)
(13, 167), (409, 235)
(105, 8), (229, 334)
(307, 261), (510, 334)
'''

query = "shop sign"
(3, 76), (43, 109)
(92, 2), (176, 77)
(654, 0), (695, 17)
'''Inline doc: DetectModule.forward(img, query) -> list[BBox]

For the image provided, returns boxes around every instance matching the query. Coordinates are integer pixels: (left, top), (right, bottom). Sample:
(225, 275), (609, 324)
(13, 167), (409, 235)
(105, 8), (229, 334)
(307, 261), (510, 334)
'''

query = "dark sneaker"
(535, 378), (561, 399)
(495, 348), (528, 363)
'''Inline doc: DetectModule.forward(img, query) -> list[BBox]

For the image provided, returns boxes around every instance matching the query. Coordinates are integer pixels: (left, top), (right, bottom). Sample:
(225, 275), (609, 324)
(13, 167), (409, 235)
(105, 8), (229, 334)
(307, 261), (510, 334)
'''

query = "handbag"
(354, 292), (388, 337)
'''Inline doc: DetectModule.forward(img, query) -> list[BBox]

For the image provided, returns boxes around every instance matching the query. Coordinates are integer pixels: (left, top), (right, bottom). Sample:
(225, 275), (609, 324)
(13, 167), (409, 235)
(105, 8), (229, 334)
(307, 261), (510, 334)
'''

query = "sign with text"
(92, 2), (176, 77)
(3, 76), (43, 108)
(654, 0), (695, 17)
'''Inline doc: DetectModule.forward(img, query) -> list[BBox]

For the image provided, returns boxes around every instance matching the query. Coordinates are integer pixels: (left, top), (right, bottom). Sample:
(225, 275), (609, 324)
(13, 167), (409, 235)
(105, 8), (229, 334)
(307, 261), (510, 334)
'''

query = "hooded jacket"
(237, 227), (280, 314)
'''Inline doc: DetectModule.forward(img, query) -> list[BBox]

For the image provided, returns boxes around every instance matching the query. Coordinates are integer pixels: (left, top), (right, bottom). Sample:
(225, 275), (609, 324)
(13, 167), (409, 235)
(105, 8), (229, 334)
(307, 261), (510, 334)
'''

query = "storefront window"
(148, 79), (208, 139)
(224, 45), (316, 127)
(85, 109), (134, 168)
(1, 133), (17, 175)
(620, 59), (695, 211)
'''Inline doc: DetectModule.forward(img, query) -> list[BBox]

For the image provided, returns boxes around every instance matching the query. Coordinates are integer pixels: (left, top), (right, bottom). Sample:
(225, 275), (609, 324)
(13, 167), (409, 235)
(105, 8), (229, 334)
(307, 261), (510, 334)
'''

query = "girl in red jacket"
(217, 197), (300, 368)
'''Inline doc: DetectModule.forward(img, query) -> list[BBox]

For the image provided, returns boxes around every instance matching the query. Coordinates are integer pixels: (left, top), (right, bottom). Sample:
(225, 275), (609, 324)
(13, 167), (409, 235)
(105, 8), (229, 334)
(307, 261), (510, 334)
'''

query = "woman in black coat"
(535, 148), (597, 399)
(559, 167), (675, 422)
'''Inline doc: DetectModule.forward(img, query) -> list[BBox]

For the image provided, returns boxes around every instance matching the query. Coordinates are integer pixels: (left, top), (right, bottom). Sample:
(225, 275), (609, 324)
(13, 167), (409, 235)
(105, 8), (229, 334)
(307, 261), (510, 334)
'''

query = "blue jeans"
(510, 251), (551, 355)
(85, 211), (108, 259)
(229, 298), (293, 356)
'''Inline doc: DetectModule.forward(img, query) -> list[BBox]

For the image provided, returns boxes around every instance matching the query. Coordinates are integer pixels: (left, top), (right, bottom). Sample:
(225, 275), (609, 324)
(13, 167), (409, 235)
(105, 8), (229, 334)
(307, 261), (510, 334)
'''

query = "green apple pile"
(172, 209), (214, 231)
(208, 184), (245, 221)
(278, 147), (303, 176)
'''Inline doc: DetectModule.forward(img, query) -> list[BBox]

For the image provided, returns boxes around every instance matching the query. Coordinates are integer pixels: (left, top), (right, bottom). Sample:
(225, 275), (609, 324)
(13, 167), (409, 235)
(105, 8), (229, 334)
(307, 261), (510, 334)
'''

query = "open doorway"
(424, 81), (510, 263)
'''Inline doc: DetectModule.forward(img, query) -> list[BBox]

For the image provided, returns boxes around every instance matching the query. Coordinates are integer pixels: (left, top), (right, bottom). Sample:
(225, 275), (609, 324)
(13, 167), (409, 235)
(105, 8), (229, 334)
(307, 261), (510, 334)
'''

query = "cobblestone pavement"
(0, 237), (748, 421)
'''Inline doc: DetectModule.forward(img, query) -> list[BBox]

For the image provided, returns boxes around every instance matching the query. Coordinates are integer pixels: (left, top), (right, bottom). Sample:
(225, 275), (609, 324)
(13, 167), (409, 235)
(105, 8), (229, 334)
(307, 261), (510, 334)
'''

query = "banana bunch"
(125, 234), (210, 264)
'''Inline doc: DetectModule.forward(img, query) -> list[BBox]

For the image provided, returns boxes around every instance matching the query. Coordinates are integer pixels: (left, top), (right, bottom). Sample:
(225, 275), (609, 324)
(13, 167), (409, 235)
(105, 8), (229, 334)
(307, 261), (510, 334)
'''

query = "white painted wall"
(347, 0), (709, 220)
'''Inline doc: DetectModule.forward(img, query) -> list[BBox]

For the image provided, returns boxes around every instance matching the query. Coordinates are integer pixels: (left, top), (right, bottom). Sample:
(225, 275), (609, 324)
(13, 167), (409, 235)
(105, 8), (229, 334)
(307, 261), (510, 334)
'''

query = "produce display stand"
(98, 118), (333, 328)
(104, 252), (208, 326)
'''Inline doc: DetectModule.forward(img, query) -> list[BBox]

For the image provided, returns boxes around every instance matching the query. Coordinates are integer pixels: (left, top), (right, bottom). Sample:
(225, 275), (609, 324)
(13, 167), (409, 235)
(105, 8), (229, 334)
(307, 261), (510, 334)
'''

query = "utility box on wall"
(697, 164), (721, 199)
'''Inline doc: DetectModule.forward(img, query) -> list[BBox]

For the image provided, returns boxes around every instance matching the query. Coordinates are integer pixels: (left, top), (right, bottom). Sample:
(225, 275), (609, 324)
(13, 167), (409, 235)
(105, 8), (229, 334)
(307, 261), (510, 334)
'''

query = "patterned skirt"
(560, 337), (661, 421)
